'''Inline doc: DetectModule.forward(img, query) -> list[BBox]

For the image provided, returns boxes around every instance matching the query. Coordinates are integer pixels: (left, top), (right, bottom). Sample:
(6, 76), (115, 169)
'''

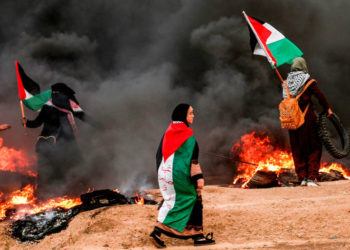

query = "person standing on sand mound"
(150, 103), (215, 248)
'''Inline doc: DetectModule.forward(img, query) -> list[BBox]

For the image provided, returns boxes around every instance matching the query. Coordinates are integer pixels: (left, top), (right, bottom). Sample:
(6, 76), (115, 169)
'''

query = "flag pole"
(242, 11), (284, 84)
(19, 100), (28, 135)
(15, 61), (28, 135)
(273, 66), (284, 83)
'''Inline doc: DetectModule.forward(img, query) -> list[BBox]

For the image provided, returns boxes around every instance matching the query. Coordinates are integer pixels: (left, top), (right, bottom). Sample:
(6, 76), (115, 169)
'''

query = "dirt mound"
(1, 181), (350, 249)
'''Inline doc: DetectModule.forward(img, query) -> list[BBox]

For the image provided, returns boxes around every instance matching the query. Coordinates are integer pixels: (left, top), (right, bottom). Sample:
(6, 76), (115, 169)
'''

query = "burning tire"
(246, 170), (278, 188)
(317, 113), (350, 159)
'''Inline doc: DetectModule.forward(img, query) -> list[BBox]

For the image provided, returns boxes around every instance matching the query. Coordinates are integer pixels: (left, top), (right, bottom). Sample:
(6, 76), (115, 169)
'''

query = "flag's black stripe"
(17, 62), (41, 95)
(248, 26), (257, 52)
(250, 15), (265, 25)
(247, 15), (266, 52)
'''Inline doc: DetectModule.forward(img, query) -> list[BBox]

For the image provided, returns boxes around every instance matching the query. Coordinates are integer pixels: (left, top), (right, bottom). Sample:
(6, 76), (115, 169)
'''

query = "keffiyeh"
(283, 71), (310, 99)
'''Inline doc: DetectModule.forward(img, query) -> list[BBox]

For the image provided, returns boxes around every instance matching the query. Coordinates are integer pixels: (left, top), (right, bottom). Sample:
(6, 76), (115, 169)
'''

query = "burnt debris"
(80, 189), (128, 210)
(9, 189), (157, 242)
(11, 206), (81, 242)
(242, 168), (347, 188)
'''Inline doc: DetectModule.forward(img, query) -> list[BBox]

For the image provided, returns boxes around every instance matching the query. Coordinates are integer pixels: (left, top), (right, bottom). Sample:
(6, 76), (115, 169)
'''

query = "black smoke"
(0, 0), (349, 192)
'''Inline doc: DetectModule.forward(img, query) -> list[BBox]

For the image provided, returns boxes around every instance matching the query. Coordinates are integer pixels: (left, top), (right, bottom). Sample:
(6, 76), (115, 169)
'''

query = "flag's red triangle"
(162, 122), (194, 162)
(15, 61), (26, 100)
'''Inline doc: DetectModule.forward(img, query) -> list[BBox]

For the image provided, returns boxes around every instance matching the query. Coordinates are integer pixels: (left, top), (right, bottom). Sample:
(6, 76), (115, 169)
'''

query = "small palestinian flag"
(157, 122), (197, 232)
(243, 11), (303, 67)
(15, 61), (52, 111)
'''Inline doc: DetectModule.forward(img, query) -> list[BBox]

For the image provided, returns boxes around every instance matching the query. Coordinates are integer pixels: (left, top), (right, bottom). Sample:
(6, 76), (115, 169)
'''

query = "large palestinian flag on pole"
(243, 11), (303, 67)
(16, 61), (52, 111)
(157, 122), (197, 232)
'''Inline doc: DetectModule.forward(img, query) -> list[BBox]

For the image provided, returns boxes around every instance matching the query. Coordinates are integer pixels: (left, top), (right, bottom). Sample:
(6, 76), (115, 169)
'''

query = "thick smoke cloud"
(0, 0), (349, 192)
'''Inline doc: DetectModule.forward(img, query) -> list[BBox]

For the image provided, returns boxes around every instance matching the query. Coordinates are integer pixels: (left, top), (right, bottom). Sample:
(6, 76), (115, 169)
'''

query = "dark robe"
(27, 105), (87, 199)
(288, 79), (330, 181)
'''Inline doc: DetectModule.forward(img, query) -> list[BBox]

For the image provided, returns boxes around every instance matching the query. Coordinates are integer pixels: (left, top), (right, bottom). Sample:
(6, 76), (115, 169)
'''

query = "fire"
(0, 136), (83, 221)
(134, 193), (144, 205)
(232, 132), (349, 187)
(320, 163), (350, 180)
(0, 185), (82, 221)
(0, 137), (36, 177)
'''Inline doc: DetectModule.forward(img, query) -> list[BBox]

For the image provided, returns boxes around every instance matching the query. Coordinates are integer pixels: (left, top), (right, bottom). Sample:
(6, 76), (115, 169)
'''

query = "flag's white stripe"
(157, 154), (176, 223)
(70, 100), (83, 112)
(253, 44), (266, 57)
(263, 23), (285, 44)
(24, 90), (33, 100)
(72, 107), (83, 112)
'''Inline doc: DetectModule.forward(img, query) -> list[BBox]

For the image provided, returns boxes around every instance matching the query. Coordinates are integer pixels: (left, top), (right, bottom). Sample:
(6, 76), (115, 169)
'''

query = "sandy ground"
(1, 180), (350, 250)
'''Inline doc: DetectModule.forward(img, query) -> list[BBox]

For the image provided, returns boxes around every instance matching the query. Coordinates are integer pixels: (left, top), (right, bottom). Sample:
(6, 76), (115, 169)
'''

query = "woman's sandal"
(193, 232), (215, 246)
(150, 231), (166, 248)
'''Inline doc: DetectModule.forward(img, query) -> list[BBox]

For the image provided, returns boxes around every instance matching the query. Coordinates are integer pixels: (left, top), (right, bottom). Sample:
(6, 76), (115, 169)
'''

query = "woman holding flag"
(150, 104), (215, 248)
(16, 61), (97, 199)
(21, 83), (89, 200)
(243, 12), (333, 186)
(284, 58), (333, 186)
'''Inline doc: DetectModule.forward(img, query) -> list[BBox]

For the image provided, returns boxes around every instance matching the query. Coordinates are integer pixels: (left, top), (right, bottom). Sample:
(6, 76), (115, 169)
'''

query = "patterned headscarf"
(283, 57), (310, 98)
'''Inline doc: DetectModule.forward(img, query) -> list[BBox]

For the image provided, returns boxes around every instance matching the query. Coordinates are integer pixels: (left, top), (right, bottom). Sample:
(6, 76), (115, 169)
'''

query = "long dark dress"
(27, 105), (87, 199)
(288, 79), (330, 181)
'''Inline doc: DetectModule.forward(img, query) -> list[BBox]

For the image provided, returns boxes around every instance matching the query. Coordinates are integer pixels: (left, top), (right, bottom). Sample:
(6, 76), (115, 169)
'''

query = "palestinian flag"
(157, 122), (197, 232)
(16, 61), (52, 111)
(243, 11), (303, 67)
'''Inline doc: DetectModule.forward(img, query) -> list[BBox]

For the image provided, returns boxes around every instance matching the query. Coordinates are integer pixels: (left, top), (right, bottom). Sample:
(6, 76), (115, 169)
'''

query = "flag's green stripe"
(268, 38), (303, 67)
(23, 90), (52, 111)
(163, 135), (197, 232)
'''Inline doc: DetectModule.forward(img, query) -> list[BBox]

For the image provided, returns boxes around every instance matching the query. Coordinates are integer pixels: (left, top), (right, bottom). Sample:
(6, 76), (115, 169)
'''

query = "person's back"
(284, 57), (332, 186)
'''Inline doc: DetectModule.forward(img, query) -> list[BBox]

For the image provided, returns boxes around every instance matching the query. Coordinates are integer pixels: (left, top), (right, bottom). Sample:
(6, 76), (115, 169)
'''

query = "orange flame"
(0, 137), (36, 177)
(232, 132), (349, 187)
(0, 185), (82, 221)
(0, 136), (82, 221)
(134, 193), (144, 205)
(320, 162), (350, 180)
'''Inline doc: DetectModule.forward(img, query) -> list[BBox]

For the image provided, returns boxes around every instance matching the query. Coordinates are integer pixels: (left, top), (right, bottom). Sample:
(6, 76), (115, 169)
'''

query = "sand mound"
(1, 180), (350, 249)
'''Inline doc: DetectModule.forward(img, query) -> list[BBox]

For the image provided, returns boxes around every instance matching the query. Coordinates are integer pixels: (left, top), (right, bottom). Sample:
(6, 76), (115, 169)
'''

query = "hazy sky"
(0, 0), (349, 192)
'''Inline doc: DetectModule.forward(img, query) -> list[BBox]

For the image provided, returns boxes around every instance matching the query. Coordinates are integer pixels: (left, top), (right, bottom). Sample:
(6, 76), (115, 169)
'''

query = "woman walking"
(150, 103), (215, 248)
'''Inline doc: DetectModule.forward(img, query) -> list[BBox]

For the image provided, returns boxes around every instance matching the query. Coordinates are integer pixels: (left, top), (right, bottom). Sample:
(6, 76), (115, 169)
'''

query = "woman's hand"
(196, 178), (204, 196)
(327, 108), (333, 117)
(21, 117), (27, 127)
(0, 124), (11, 131)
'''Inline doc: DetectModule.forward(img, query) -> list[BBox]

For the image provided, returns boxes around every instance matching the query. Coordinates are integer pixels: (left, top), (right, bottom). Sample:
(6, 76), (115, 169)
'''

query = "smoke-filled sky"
(0, 0), (349, 192)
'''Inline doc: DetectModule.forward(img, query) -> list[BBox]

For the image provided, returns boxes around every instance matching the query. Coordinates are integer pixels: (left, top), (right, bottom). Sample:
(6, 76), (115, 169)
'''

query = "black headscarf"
(171, 103), (190, 126)
(51, 83), (79, 110)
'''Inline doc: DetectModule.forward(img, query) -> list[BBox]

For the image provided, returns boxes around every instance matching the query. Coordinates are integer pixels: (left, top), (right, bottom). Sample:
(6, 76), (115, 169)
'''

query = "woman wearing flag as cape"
(150, 104), (215, 248)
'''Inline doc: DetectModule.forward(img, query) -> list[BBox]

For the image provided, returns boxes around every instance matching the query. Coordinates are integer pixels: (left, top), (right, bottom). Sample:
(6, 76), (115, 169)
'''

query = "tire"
(246, 170), (278, 188)
(317, 112), (350, 159)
